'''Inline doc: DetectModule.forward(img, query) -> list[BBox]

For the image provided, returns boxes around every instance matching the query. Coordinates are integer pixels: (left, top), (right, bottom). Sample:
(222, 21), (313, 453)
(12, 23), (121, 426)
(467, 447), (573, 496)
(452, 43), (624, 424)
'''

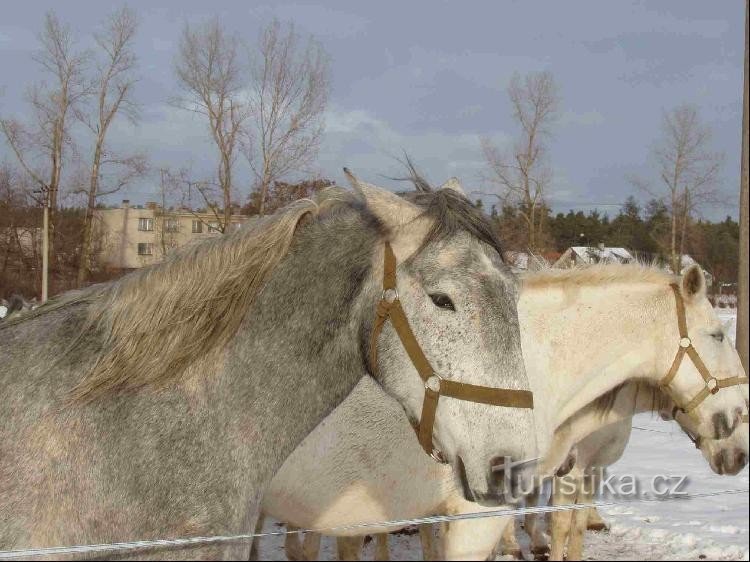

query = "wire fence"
(0, 488), (746, 559)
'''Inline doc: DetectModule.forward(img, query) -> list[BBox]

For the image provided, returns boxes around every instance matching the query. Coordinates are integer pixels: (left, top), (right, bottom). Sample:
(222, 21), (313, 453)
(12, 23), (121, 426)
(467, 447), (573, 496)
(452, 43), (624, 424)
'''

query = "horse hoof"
(505, 548), (524, 560)
(587, 521), (610, 532)
(531, 546), (550, 561)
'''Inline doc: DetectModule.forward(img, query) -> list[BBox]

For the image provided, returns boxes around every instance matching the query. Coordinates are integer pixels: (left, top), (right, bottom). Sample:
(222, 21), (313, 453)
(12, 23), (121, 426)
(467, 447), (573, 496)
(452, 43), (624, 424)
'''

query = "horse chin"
(453, 455), (511, 507)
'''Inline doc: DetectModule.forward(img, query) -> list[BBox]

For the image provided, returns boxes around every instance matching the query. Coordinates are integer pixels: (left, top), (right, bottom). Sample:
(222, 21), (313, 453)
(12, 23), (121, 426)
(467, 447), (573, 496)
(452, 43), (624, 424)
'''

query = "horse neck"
(520, 279), (671, 430)
(223, 210), (380, 473)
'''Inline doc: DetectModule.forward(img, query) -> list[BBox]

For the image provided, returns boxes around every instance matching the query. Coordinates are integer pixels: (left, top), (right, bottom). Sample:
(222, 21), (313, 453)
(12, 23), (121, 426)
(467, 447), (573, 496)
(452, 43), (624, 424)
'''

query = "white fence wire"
(0, 488), (746, 559)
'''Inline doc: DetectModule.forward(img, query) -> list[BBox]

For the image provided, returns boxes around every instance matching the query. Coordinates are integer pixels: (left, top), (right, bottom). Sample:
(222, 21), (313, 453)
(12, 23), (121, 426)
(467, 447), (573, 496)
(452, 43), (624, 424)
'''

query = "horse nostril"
(735, 451), (747, 469)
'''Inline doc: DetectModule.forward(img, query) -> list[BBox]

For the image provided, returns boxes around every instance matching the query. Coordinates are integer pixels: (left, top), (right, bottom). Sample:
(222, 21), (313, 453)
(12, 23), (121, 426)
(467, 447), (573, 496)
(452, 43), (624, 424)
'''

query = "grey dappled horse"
(0, 177), (535, 559)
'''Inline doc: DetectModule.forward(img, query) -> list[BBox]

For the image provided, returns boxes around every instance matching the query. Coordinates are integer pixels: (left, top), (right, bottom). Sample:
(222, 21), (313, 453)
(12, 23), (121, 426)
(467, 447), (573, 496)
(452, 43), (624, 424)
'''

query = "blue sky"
(0, 1), (745, 219)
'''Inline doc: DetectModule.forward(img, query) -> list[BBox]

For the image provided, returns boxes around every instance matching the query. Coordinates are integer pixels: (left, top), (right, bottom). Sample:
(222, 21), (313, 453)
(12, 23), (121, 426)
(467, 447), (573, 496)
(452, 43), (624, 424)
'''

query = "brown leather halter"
(369, 241), (534, 462)
(660, 283), (749, 419)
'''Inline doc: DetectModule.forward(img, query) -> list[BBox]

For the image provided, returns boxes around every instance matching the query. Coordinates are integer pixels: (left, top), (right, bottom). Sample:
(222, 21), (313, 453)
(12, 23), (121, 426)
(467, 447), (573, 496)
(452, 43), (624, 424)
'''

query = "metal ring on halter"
(382, 288), (399, 303)
(425, 373), (443, 393)
(706, 377), (719, 394)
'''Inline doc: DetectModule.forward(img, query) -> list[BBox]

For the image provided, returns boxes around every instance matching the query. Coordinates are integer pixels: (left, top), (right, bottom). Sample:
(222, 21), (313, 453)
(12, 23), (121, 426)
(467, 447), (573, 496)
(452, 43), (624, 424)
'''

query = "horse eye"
(711, 332), (724, 343)
(429, 293), (455, 311)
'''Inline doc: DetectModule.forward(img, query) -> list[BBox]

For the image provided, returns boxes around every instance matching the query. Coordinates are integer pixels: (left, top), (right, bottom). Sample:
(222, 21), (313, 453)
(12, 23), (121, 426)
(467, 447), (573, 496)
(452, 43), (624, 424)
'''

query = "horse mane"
(11, 174), (500, 403)
(66, 194), (326, 402)
(522, 262), (679, 290)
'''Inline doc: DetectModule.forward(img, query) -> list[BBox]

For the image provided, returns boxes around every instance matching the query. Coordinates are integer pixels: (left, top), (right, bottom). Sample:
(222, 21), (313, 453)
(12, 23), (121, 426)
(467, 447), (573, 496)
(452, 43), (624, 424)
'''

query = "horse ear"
(439, 177), (466, 196)
(343, 168), (422, 229)
(681, 264), (706, 300)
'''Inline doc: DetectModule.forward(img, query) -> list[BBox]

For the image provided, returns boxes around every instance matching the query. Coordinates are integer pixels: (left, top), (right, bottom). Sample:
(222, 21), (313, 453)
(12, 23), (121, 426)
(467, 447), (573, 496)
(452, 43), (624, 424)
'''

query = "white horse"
(255, 263), (748, 561)
(519, 381), (750, 561)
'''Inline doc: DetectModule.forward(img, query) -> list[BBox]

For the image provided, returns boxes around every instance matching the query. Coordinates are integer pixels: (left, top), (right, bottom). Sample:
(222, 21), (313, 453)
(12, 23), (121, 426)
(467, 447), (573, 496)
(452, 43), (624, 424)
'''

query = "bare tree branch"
(481, 71), (559, 251)
(243, 19), (330, 216)
(77, 6), (144, 286)
(173, 17), (248, 231)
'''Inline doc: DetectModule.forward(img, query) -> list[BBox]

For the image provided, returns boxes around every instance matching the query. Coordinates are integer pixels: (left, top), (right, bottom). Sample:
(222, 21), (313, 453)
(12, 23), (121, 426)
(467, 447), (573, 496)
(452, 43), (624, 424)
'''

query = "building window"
(138, 218), (154, 231)
(137, 243), (154, 256)
(192, 220), (203, 234)
(164, 218), (180, 233)
(208, 221), (221, 233)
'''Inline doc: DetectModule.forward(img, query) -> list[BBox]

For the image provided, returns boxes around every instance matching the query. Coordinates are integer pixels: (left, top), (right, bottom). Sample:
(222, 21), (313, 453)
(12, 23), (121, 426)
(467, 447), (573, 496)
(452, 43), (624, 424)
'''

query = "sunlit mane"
(522, 262), (679, 289)
(10, 177), (500, 403)
(67, 194), (330, 402)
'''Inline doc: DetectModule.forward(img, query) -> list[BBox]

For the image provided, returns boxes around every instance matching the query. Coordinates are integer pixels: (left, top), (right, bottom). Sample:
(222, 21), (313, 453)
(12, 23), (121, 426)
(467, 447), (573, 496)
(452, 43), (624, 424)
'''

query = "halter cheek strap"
(369, 241), (534, 462)
(660, 283), (748, 416)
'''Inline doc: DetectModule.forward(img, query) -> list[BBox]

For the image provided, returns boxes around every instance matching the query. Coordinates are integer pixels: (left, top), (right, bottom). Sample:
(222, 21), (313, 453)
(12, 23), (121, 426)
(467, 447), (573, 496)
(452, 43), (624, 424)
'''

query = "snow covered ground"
(255, 309), (748, 560)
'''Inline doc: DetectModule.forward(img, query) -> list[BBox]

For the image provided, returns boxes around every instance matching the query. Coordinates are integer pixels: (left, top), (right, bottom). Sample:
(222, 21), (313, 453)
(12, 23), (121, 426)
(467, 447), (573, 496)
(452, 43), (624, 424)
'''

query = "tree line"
(487, 195), (740, 288)
(0, 7), (741, 301)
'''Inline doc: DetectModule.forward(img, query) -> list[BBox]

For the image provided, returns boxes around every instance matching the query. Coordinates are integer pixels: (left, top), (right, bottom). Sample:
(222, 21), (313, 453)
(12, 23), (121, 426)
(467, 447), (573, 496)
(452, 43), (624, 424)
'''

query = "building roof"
(555, 246), (635, 267)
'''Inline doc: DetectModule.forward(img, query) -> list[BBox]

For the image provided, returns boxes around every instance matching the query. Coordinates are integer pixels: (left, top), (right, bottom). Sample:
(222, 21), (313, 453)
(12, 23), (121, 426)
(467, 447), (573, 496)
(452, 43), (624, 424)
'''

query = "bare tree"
(0, 11), (89, 300)
(77, 6), (145, 286)
(632, 104), (723, 273)
(173, 17), (247, 232)
(481, 71), (559, 252)
(244, 19), (330, 216)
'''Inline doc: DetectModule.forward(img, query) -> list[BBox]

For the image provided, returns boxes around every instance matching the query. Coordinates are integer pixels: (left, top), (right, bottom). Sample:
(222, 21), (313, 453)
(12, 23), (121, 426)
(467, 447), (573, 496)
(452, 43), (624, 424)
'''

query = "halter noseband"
(660, 283), (748, 420)
(369, 241), (534, 463)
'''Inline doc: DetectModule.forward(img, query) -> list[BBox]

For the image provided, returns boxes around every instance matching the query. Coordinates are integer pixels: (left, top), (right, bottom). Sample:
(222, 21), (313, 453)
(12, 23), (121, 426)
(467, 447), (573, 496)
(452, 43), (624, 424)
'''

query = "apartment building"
(94, 200), (250, 270)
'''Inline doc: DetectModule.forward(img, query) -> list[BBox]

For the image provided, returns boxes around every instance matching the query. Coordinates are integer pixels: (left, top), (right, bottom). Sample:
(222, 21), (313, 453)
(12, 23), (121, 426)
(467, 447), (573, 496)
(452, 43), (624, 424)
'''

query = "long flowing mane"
(70, 196), (326, 402)
(5, 177), (502, 403)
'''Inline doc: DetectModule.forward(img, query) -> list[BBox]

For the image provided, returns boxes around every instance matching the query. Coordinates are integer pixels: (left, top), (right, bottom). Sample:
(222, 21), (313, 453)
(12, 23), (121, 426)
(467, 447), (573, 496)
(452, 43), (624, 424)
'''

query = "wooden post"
(41, 194), (49, 303)
(737, 1), (749, 373)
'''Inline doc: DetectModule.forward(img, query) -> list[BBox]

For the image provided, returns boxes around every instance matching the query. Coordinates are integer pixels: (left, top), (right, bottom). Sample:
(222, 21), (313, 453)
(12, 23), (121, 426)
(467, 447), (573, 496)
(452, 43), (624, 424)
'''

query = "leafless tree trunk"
(173, 17), (247, 232)
(244, 19), (330, 216)
(0, 11), (89, 298)
(737, 2), (749, 374)
(77, 6), (144, 286)
(481, 71), (559, 252)
(633, 105), (723, 273)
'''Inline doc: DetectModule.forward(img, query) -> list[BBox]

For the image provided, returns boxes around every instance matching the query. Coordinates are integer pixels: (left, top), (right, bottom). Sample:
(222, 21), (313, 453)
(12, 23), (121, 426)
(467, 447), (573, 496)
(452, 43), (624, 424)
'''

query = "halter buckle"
(425, 374), (442, 393)
(706, 377), (719, 394)
(679, 337), (691, 348)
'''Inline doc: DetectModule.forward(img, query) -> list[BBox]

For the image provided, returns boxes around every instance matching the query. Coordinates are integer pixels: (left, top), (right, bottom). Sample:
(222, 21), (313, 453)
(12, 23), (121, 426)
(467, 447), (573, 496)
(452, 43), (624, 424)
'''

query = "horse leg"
(525, 486), (551, 560)
(374, 533), (389, 561)
(302, 532), (323, 560)
(337, 536), (365, 561)
(549, 473), (579, 561)
(284, 525), (306, 561)
(586, 506), (609, 532)
(419, 524), (437, 560)
(567, 475), (595, 561)
(248, 513), (265, 561)
(500, 517), (524, 560)
(439, 499), (509, 561)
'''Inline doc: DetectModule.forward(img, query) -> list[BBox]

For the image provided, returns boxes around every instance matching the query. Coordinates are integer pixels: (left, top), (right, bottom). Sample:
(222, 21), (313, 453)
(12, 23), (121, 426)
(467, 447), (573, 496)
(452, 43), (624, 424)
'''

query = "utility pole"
(737, 0), (749, 373)
(41, 189), (49, 303)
